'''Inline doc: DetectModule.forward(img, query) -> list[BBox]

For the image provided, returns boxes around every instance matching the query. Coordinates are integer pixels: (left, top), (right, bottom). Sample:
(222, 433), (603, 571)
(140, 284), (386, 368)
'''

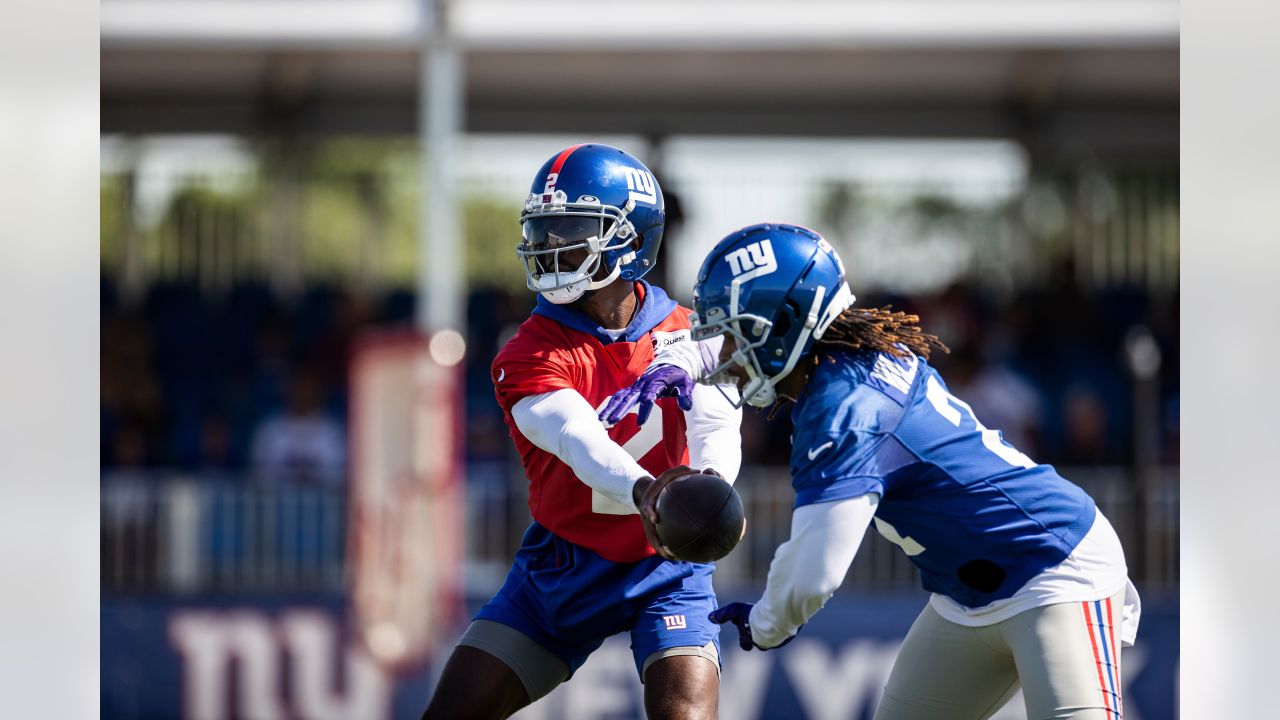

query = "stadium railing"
(101, 477), (347, 594)
(100, 465), (1178, 597)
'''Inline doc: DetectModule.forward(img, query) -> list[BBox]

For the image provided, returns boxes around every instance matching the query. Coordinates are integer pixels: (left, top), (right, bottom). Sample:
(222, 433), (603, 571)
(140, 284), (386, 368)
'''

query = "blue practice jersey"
(789, 350), (1096, 608)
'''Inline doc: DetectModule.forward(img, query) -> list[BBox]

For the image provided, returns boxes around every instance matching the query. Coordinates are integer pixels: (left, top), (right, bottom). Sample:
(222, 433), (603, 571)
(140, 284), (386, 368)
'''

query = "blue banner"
(103, 593), (1177, 719)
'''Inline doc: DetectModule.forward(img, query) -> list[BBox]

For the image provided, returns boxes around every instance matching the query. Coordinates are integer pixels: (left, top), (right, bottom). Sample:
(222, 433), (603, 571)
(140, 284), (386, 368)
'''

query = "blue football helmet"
(517, 143), (666, 304)
(691, 223), (856, 408)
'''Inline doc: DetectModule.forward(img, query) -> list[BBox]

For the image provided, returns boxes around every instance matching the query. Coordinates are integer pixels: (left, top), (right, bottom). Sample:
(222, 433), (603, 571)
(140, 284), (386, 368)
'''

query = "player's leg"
(424, 523), (585, 719)
(873, 603), (1021, 720)
(1002, 588), (1126, 720)
(630, 562), (721, 720)
(642, 650), (720, 720)
(421, 644), (529, 720)
(422, 620), (570, 720)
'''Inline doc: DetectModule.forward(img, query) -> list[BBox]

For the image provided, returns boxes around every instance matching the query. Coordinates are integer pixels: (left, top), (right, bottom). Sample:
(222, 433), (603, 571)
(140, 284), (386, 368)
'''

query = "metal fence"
(101, 465), (1178, 597)
(101, 477), (347, 594)
(434, 463), (1181, 597)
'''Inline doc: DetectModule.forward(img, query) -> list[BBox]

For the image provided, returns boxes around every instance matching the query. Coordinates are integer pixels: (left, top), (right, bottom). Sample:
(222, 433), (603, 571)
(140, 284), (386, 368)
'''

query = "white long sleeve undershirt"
(512, 384), (743, 512)
(748, 493), (880, 648)
(685, 379), (742, 483)
(513, 389), (650, 510)
(651, 335), (743, 481)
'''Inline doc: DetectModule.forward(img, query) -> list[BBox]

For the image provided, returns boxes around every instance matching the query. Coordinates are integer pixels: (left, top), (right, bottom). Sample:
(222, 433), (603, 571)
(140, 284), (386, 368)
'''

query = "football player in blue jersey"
(601, 222), (1141, 720)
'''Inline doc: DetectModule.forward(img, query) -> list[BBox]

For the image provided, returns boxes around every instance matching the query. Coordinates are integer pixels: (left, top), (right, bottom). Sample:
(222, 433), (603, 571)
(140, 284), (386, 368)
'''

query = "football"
(653, 471), (746, 563)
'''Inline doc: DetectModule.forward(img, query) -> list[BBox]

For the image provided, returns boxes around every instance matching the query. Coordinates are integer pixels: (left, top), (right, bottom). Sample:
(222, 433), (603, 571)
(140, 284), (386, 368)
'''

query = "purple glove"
(709, 602), (800, 651)
(598, 365), (694, 426)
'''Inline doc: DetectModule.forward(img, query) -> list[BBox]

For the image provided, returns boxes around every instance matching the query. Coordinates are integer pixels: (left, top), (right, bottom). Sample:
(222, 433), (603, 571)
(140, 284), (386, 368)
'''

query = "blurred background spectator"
(99, 138), (1180, 477)
(249, 370), (346, 487)
(98, 275), (1178, 476)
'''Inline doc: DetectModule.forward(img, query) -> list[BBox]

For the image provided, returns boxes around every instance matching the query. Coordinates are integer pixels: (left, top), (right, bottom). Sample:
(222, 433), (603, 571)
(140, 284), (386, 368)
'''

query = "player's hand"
(632, 464), (701, 560)
(709, 602), (800, 651)
(599, 365), (694, 427)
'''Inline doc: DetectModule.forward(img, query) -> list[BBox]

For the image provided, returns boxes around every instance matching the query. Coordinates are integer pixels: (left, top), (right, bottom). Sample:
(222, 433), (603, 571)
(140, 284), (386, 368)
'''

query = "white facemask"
(533, 254), (624, 304)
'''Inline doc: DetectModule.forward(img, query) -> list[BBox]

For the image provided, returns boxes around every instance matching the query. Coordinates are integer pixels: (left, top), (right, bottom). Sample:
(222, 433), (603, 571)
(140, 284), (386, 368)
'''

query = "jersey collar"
(533, 280), (678, 345)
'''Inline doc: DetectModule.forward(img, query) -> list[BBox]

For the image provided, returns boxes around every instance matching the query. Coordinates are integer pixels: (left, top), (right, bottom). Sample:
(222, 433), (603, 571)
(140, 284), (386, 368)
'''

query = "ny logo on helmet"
(725, 239), (777, 278)
(623, 168), (658, 206)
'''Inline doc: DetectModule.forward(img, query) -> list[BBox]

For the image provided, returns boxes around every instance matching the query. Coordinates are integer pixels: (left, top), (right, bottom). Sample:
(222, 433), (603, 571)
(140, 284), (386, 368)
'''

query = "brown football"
(653, 471), (746, 563)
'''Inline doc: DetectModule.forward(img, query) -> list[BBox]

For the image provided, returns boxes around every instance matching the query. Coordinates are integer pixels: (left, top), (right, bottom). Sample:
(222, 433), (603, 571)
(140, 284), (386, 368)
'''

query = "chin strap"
(585, 254), (626, 291)
(539, 279), (589, 305)
(741, 376), (776, 408)
(738, 353), (771, 407)
(538, 248), (637, 304)
(741, 284), (829, 407)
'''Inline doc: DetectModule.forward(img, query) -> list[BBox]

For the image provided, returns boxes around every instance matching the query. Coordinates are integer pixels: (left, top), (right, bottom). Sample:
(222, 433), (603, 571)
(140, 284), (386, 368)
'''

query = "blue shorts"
(474, 522), (721, 679)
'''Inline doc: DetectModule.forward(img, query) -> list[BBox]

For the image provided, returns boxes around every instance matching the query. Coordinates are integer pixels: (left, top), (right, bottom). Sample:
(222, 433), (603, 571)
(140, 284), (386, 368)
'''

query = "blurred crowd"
(101, 270), (1179, 488)
(780, 272), (1180, 469)
(102, 279), (408, 482)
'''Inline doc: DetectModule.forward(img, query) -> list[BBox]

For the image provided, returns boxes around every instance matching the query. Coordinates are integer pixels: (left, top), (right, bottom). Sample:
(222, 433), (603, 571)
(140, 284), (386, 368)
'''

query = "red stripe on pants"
(1082, 602), (1116, 718)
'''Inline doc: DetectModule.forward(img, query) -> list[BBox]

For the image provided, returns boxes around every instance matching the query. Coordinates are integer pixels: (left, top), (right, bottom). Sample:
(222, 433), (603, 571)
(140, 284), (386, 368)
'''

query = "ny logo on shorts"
(662, 614), (687, 631)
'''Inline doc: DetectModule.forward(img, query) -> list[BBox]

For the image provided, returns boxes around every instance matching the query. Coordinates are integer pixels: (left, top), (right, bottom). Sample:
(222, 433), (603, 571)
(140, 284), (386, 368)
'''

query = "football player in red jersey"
(422, 144), (742, 720)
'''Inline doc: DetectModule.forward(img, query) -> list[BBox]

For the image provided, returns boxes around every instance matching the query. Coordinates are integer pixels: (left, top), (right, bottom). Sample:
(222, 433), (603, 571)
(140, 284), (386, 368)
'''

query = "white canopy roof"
(101, 0), (1178, 158)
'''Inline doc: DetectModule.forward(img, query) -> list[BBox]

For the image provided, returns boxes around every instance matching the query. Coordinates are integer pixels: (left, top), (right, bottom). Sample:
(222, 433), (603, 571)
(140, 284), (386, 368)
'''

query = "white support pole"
(418, 0), (463, 334)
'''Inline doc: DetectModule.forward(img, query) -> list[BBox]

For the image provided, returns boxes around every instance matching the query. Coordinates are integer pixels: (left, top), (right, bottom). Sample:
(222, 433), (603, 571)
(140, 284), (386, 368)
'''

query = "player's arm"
(599, 335), (732, 426)
(739, 493), (879, 649)
(684, 380), (742, 483)
(655, 334), (723, 383)
(512, 389), (652, 509)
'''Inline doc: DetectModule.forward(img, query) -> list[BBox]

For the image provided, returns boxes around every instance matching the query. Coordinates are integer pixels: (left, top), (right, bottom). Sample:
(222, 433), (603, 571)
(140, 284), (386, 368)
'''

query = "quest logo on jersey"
(725, 239), (777, 278)
(651, 329), (691, 352)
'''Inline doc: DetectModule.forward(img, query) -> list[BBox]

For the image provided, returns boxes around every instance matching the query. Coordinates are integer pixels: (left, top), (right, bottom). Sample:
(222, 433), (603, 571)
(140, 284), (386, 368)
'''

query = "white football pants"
(873, 588), (1127, 720)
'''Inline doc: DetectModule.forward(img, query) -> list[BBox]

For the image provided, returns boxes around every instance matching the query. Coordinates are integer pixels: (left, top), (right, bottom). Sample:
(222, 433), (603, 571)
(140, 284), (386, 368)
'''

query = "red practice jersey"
(492, 287), (692, 563)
